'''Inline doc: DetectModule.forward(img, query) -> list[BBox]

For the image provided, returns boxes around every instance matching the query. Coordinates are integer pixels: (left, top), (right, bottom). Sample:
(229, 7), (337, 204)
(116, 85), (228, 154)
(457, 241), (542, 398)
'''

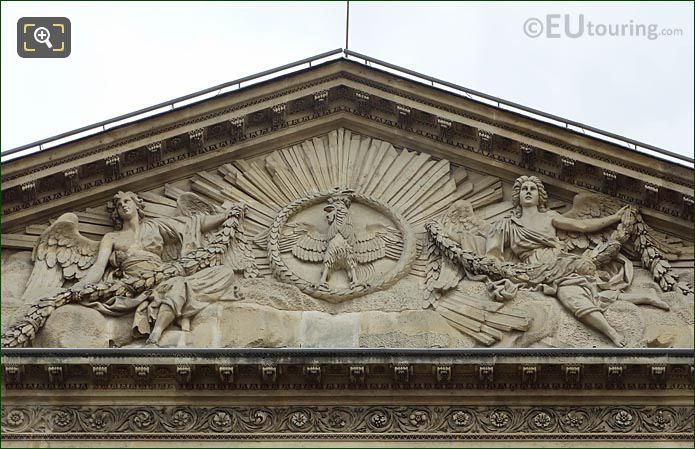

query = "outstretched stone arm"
(76, 235), (114, 286)
(200, 205), (245, 233)
(552, 206), (627, 233)
(200, 213), (230, 234)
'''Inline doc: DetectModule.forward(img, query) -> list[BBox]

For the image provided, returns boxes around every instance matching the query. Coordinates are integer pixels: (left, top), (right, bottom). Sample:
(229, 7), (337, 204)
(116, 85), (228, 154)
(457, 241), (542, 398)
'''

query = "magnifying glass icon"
(33, 26), (53, 49)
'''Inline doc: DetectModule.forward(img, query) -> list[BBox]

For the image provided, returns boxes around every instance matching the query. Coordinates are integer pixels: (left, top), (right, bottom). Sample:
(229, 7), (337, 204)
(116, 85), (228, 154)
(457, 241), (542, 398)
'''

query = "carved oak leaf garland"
(423, 235), (446, 307)
(587, 205), (692, 297)
(1, 204), (257, 348)
(560, 195), (692, 297)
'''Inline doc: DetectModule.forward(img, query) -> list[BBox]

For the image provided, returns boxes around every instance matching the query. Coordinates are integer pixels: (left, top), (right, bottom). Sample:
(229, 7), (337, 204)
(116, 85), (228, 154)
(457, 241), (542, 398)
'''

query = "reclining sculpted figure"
(424, 175), (690, 347)
(2, 191), (256, 348)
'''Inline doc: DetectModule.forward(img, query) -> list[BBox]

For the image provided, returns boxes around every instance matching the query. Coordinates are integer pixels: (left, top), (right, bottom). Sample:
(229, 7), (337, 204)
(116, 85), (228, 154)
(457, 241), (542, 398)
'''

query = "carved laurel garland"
(425, 221), (520, 282)
(633, 215), (693, 296)
(267, 189), (417, 301)
(3, 405), (692, 439)
(200, 128), (503, 290)
(425, 206), (693, 300)
(1, 204), (255, 348)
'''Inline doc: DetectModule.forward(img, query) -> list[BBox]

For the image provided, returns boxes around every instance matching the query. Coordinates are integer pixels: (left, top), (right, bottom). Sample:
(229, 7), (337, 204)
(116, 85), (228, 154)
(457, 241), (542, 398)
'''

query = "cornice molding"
(3, 349), (693, 392)
(2, 62), (693, 237)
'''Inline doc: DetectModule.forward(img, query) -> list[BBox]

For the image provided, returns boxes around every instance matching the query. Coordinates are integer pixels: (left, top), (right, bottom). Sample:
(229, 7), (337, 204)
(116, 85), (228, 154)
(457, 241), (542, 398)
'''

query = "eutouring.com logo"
(523, 14), (684, 40)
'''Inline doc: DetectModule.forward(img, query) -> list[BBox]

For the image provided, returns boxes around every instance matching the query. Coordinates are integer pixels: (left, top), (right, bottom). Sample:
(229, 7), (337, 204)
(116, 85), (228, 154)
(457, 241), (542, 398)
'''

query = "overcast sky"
(1, 1), (693, 163)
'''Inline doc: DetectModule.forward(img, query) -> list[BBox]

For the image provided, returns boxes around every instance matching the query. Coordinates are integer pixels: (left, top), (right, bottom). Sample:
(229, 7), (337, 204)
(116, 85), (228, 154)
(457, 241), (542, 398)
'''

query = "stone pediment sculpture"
(277, 191), (403, 292)
(2, 192), (256, 348)
(422, 178), (686, 347)
(3, 57), (694, 446)
(258, 187), (414, 302)
(2, 129), (693, 349)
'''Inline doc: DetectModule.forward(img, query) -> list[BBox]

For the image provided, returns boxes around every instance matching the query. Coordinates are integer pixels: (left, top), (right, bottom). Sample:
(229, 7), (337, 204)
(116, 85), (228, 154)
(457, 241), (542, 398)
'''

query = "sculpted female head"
(511, 175), (548, 216)
(108, 191), (145, 229)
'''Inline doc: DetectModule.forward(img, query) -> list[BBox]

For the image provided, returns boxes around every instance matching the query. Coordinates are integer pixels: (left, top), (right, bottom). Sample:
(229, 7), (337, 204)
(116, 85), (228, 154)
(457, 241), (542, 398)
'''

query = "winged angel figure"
(424, 175), (690, 347)
(279, 193), (402, 290)
(2, 191), (256, 348)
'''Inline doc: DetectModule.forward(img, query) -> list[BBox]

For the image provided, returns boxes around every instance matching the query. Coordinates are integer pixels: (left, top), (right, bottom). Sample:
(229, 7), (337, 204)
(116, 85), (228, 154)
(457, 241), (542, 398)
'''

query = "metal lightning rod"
(345, 1), (350, 50)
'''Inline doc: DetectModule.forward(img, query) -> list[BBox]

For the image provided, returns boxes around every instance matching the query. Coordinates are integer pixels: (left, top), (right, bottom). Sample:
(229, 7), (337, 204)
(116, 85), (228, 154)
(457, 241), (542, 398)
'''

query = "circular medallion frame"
(267, 189), (417, 302)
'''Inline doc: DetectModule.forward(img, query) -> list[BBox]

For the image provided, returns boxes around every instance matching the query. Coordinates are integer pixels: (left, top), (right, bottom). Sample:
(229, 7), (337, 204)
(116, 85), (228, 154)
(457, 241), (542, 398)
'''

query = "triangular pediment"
(2, 59), (692, 351)
(2, 56), (693, 445)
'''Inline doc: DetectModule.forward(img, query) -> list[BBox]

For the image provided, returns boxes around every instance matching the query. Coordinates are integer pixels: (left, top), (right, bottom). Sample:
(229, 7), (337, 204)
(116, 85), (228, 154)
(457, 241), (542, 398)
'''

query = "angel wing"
(177, 192), (218, 217)
(436, 290), (530, 346)
(22, 213), (100, 300)
(423, 200), (488, 307)
(558, 192), (682, 261)
(422, 201), (531, 346)
(557, 193), (624, 251)
(173, 191), (223, 257)
(284, 222), (328, 263)
(354, 224), (402, 264)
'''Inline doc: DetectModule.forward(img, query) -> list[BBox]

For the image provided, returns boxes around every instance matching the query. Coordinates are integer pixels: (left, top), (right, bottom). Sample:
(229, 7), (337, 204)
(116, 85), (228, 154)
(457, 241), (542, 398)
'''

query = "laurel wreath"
(267, 189), (418, 302)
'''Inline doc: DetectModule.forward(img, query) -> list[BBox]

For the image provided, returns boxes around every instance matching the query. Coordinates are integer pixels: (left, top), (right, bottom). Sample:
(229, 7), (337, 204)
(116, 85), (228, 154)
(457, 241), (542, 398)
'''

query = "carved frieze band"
(2, 405), (691, 440)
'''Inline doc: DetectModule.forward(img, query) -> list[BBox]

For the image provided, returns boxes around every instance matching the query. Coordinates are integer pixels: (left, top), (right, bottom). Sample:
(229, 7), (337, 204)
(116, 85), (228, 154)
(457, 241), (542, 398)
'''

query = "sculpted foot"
(144, 335), (160, 347)
(318, 282), (330, 291)
(607, 330), (626, 348)
(649, 297), (670, 311)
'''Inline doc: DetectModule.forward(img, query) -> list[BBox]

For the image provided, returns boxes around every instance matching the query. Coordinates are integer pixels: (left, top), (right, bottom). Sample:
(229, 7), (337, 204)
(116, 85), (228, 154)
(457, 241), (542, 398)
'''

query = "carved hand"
(483, 255), (504, 272)
(226, 201), (247, 218)
(612, 205), (631, 220)
(72, 280), (96, 290)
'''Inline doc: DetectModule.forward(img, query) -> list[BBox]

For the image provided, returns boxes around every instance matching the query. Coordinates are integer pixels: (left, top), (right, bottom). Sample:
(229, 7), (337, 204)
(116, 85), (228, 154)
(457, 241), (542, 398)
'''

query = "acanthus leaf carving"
(2, 405), (692, 438)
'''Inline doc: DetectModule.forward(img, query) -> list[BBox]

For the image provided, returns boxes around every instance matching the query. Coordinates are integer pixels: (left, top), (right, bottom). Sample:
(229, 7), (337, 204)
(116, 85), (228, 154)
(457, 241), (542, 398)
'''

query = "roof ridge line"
(2, 48), (692, 167)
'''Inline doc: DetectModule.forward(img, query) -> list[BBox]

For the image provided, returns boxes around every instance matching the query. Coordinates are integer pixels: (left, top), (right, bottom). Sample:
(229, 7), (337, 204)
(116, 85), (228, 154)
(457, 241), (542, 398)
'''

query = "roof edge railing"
(2, 48), (692, 166)
(344, 50), (693, 166)
(0, 48), (344, 160)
